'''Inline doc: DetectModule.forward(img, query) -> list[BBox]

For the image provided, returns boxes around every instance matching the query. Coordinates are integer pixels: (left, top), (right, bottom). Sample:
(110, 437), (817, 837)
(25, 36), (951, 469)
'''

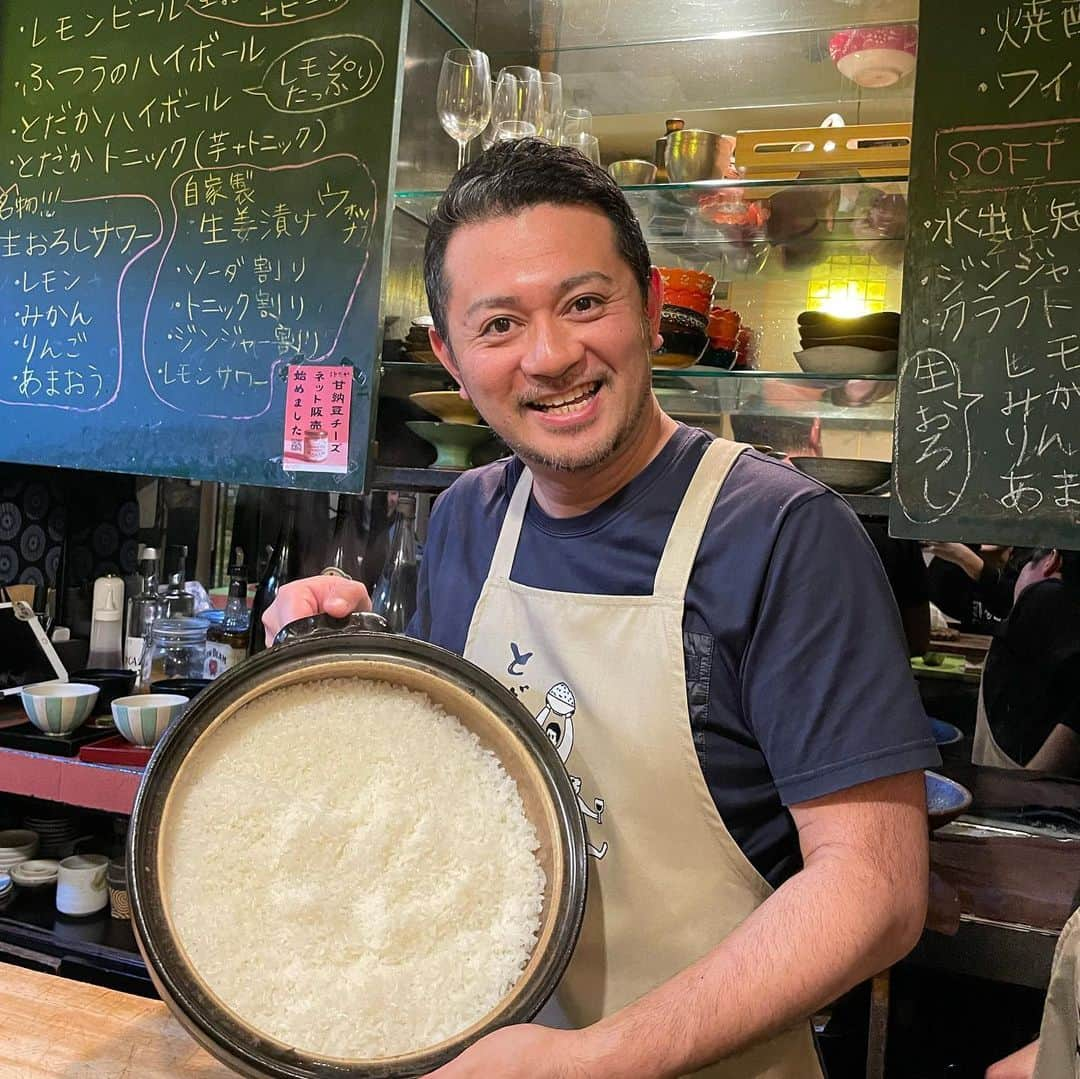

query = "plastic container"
(141, 618), (208, 691)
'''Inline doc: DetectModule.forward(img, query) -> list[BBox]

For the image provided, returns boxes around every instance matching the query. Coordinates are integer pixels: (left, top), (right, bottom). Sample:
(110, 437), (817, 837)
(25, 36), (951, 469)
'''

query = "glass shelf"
(383, 362), (897, 383)
(476, 0), (917, 56)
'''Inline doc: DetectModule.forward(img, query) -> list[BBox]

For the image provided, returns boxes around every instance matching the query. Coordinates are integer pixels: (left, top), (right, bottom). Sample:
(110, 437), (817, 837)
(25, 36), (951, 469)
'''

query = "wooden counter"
(0, 962), (234, 1077)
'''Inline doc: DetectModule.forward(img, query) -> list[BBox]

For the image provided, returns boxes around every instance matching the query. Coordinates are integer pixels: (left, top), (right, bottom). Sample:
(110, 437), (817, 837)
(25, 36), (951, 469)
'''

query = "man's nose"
(520, 315), (585, 379)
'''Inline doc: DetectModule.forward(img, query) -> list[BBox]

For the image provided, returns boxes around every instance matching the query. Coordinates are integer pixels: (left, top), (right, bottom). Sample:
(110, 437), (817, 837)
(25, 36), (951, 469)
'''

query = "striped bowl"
(20, 683), (99, 736)
(112, 694), (189, 748)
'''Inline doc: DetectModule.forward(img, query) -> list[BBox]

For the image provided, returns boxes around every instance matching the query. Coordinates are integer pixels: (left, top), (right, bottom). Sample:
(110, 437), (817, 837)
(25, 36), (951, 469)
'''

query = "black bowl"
(70, 668), (136, 714)
(150, 678), (212, 699)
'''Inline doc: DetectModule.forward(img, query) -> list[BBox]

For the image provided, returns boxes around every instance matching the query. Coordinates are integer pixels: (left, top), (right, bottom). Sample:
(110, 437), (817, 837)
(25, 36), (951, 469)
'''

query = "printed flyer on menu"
(282, 364), (352, 474)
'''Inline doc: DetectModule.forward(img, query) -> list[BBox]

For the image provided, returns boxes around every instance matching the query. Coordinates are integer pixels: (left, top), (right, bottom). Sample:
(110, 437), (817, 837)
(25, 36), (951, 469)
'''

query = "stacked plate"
(24, 813), (78, 858)
(794, 310), (900, 376)
(0, 829), (39, 871)
(11, 859), (59, 889)
(401, 316), (441, 365)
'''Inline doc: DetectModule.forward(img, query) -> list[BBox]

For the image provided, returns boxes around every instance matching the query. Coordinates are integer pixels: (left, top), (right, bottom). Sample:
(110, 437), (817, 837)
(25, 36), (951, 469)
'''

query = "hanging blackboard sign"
(892, 1), (1080, 546)
(0, 0), (406, 491)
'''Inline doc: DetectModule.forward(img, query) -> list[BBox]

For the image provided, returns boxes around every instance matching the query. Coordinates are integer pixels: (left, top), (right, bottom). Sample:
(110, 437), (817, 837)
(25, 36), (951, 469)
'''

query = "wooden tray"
(78, 735), (151, 767)
(0, 722), (112, 758)
(736, 122), (911, 180)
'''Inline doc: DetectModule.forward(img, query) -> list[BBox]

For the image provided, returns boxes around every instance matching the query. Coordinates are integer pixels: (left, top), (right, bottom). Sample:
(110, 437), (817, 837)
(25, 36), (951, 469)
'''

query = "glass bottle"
(205, 565), (251, 678)
(322, 493), (369, 581)
(371, 494), (419, 633)
(124, 547), (160, 679)
(248, 494), (301, 656)
(162, 545), (194, 618)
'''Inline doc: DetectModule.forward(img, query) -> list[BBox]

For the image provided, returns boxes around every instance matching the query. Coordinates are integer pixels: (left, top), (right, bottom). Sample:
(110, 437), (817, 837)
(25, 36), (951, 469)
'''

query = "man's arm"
(1026, 723), (1080, 775)
(432, 770), (928, 1079)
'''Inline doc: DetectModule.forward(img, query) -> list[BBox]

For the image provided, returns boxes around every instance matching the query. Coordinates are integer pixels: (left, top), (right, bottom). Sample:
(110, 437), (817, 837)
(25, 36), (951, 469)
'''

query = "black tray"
(0, 722), (112, 757)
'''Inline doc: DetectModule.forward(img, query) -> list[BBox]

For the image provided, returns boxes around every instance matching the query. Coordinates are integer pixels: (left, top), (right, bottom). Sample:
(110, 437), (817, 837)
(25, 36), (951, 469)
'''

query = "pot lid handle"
(273, 610), (389, 647)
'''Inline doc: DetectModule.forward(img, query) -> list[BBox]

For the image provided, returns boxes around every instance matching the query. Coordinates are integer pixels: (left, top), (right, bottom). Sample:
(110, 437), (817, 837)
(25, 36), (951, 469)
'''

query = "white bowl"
(836, 48), (916, 88)
(20, 682), (99, 736)
(112, 694), (189, 748)
(11, 860), (59, 887)
(794, 346), (898, 376)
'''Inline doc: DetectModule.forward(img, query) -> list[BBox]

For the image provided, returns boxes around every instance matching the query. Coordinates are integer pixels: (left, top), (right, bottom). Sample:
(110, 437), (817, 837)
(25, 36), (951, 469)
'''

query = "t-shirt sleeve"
(741, 491), (940, 806)
(405, 491), (447, 643)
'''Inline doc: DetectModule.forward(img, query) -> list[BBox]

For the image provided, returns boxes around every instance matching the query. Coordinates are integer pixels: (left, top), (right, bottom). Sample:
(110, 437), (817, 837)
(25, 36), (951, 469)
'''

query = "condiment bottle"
(654, 117), (684, 183)
(371, 494), (419, 634)
(124, 547), (160, 679)
(204, 565), (250, 678)
(248, 493), (301, 656)
(162, 545), (195, 618)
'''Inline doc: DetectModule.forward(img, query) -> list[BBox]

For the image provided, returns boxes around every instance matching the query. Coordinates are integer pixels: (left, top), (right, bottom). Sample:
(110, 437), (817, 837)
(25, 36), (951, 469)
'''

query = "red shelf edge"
(0, 747), (143, 814)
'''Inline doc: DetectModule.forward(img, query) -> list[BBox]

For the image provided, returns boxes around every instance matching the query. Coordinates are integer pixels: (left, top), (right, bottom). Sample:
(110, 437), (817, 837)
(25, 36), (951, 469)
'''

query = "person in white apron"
(264, 137), (934, 1078)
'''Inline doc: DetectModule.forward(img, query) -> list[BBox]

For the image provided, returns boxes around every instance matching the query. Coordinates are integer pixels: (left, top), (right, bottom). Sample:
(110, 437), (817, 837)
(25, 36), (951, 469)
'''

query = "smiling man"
(264, 139), (939, 1078)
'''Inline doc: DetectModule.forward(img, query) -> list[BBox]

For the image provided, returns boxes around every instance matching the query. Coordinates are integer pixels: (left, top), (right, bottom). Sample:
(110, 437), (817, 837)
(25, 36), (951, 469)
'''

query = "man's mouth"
(525, 381), (602, 415)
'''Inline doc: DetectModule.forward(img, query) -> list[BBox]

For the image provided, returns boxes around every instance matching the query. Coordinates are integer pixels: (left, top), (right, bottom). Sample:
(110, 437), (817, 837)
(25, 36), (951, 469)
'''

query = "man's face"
(429, 203), (661, 474)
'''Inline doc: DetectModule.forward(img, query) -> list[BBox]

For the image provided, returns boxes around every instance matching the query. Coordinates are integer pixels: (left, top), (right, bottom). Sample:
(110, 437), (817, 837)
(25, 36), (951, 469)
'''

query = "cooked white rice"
(161, 677), (546, 1059)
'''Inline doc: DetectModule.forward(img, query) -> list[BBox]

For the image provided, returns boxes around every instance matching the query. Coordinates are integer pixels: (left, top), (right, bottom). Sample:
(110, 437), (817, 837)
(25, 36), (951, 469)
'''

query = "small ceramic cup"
(56, 854), (109, 917)
(20, 683), (99, 736)
(111, 694), (189, 748)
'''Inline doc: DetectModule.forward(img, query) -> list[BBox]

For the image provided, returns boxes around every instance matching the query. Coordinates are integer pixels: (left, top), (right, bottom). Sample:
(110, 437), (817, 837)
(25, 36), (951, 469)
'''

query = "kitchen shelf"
(0, 748), (141, 814)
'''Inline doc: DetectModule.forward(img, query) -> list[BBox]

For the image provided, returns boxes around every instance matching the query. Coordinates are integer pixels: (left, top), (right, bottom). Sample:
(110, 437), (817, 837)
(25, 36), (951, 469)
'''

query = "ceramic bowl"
(794, 346), (898, 376)
(656, 307), (707, 369)
(20, 682), (99, 736)
(150, 678), (212, 700)
(409, 391), (482, 425)
(11, 859), (59, 887)
(925, 771), (972, 831)
(406, 421), (495, 470)
(930, 719), (963, 747)
(799, 333), (898, 351)
(797, 310), (900, 336)
(665, 129), (732, 182)
(789, 457), (892, 494)
(112, 694), (189, 748)
(836, 47), (916, 88)
(608, 159), (657, 186)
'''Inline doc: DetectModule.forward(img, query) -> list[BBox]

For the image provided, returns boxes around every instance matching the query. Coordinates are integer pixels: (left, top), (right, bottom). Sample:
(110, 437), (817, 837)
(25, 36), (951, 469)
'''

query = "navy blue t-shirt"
(408, 425), (938, 887)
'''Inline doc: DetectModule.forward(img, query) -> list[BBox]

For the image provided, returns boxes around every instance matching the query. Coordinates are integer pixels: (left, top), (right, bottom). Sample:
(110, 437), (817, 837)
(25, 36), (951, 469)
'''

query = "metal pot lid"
(128, 613), (587, 1078)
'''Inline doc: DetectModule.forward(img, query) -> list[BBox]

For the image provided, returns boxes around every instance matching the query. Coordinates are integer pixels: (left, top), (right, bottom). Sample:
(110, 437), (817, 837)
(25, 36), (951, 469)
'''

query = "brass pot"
(128, 612), (587, 1078)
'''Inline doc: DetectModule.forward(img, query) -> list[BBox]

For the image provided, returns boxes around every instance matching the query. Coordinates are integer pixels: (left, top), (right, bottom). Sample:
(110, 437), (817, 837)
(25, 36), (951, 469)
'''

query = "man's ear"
(808, 416), (824, 457)
(429, 327), (470, 400)
(1047, 548), (1064, 577)
(646, 266), (664, 351)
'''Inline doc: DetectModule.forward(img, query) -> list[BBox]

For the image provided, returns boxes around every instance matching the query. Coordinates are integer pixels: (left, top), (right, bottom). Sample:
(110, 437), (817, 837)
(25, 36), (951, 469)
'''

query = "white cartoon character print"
(534, 681), (608, 860)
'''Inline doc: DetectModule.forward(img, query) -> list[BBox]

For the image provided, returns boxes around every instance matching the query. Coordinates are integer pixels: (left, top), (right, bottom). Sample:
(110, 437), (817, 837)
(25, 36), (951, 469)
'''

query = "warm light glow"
(817, 292), (873, 318)
(807, 255), (887, 317)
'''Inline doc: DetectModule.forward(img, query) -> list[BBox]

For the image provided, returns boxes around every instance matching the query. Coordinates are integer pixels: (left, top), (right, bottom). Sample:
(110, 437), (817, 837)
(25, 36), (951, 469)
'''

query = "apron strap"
(488, 465), (534, 580)
(653, 438), (748, 600)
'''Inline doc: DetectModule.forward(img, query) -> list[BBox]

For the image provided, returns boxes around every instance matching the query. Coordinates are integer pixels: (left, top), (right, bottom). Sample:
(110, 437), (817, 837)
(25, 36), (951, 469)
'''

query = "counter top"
(0, 962), (233, 1077)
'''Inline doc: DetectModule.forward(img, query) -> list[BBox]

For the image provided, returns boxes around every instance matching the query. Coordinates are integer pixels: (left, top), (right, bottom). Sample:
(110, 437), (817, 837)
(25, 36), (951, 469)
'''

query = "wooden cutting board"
(0, 962), (234, 1077)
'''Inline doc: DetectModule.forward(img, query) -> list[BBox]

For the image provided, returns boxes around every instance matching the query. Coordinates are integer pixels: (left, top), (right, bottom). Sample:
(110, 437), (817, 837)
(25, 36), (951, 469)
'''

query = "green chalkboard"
(892, 1), (1080, 547)
(0, 0), (407, 491)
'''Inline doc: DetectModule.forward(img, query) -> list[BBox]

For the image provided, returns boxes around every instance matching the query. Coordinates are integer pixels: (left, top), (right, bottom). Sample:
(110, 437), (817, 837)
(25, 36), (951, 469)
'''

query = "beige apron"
(463, 438), (822, 1078)
(1034, 908), (1080, 1079)
(971, 680), (1023, 769)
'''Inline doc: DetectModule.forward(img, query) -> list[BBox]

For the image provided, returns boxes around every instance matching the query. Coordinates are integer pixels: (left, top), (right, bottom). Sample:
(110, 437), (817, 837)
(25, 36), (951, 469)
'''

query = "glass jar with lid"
(141, 617), (208, 691)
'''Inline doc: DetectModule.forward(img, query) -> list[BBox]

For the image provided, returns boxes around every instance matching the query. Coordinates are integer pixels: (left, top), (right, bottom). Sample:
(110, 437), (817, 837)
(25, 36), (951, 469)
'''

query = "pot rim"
(128, 628), (588, 1079)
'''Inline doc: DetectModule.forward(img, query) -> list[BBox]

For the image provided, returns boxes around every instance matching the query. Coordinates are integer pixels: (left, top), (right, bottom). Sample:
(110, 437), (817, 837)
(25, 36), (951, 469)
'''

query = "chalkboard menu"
(893, 1), (1080, 547)
(0, 0), (406, 491)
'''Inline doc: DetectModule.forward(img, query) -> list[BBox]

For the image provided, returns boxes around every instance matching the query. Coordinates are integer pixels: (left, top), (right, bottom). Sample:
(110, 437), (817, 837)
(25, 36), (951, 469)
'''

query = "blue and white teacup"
(111, 694), (189, 748)
(20, 683), (99, 736)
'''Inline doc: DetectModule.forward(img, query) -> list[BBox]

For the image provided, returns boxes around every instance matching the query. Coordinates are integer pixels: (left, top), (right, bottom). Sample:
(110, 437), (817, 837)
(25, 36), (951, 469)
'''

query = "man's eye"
(570, 295), (601, 314)
(482, 316), (513, 336)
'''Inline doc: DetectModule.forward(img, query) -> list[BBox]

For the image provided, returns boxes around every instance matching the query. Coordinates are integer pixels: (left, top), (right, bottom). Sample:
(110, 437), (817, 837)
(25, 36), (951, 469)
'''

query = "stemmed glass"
(483, 66), (542, 146)
(437, 49), (493, 170)
(536, 72), (564, 144)
(561, 107), (593, 143)
(565, 132), (601, 165)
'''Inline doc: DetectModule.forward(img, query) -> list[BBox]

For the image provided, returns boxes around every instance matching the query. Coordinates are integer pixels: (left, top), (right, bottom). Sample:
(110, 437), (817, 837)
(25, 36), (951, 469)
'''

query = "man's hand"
(426, 1024), (588, 1079)
(260, 575), (371, 648)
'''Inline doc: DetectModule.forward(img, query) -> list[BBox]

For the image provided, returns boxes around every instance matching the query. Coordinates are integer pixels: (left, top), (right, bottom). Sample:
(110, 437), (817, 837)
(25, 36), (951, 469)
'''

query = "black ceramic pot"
(128, 612), (587, 1079)
(70, 668), (136, 714)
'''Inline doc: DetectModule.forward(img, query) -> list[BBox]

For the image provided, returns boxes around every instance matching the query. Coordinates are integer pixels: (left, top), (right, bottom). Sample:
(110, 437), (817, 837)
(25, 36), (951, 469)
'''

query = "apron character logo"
(534, 681), (608, 860)
(507, 641), (533, 676)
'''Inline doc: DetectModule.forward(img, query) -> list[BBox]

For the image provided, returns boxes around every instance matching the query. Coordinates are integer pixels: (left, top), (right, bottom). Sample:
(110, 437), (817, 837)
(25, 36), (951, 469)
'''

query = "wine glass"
(485, 66), (542, 146)
(437, 49), (493, 170)
(536, 72), (564, 144)
(565, 132), (601, 165)
(495, 120), (538, 141)
(561, 107), (593, 143)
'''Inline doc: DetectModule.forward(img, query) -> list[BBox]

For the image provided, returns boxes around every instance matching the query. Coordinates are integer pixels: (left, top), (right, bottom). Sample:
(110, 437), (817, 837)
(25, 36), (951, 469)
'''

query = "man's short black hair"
(423, 138), (652, 345)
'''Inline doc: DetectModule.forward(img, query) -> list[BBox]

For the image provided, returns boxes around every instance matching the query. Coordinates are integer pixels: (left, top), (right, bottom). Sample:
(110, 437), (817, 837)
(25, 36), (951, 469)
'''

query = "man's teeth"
(532, 382), (599, 413)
